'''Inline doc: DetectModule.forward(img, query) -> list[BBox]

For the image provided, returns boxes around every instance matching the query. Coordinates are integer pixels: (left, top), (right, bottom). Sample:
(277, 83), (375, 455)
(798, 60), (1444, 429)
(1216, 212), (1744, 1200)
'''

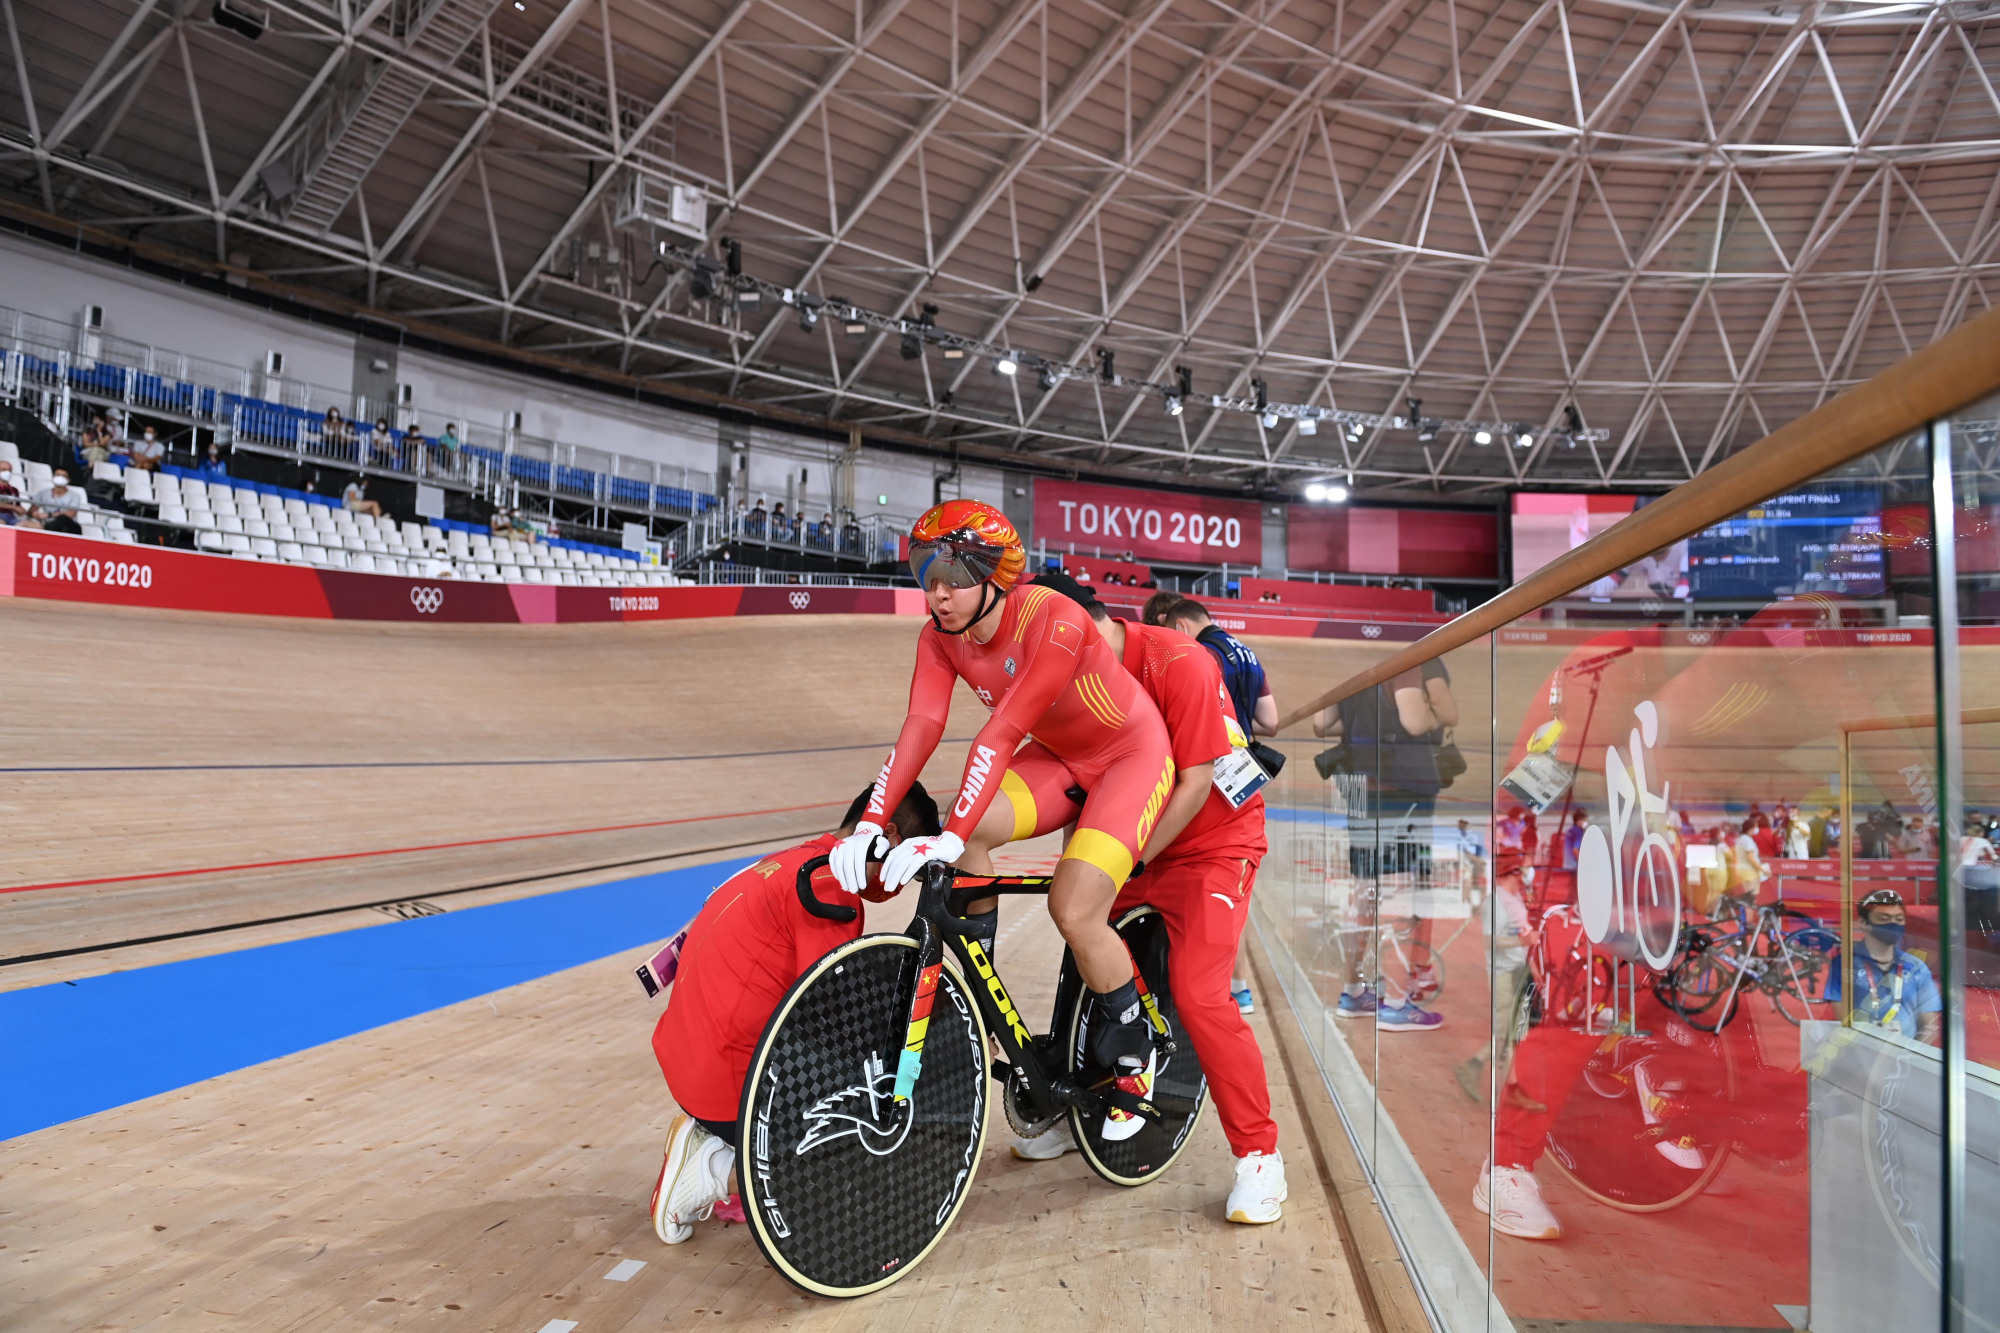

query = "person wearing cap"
(1824, 889), (1942, 1045)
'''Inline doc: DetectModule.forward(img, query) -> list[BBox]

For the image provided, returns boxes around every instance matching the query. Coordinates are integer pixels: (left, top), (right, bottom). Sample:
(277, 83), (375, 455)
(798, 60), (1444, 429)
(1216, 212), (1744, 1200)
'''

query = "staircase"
(282, 0), (506, 235)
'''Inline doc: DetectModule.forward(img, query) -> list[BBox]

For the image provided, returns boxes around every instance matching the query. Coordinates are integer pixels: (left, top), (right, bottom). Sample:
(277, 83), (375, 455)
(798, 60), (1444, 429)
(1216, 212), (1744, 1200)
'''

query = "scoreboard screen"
(1687, 488), (1885, 599)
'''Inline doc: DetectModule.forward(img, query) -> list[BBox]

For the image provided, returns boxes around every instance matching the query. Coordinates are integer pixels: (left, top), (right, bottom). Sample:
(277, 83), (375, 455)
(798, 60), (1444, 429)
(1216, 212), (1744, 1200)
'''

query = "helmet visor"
(909, 538), (1003, 590)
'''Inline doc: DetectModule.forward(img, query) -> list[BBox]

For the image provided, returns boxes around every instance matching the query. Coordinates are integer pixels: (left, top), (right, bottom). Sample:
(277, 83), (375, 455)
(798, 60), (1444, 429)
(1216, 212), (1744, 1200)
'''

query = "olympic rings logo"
(789, 590), (811, 610)
(1361, 623), (1382, 639)
(410, 586), (445, 615)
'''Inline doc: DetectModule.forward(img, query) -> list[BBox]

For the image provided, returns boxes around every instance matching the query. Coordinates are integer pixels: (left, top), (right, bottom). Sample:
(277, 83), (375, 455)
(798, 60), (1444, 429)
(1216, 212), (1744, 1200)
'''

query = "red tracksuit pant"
(1112, 851), (1278, 1157)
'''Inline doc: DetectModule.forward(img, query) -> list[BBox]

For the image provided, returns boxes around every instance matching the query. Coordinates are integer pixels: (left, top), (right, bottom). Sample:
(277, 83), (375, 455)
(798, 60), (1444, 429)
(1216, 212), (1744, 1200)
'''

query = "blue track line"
(0, 857), (753, 1141)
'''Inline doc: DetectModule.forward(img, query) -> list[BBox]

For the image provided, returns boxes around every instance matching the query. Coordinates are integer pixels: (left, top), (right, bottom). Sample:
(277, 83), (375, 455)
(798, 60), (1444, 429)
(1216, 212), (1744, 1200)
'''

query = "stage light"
(1253, 378), (1269, 412)
(1097, 348), (1115, 383)
(688, 258), (721, 300)
(1175, 366), (1193, 399)
(1164, 394), (1183, 417)
(843, 313), (866, 335)
(1405, 396), (1421, 425)
(736, 289), (761, 310)
(1298, 415), (1317, 435)
(1305, 483), (1327, 501)
(722, 237), (741, 276)
(900, 327), (922, 360)
(795, 295), (820, 332)
(1346, 422), (1364, 443)
(942, 345), (965, 360)
(1261, 410), (1279, 430)
(1326, 484), (1349, 503)
(1473, 429), (1493, 445)
(994, 355), (1018, 376)
(1038, 363), (1059, 391)
(1515, 431), (1535, 448)
(1564, 403), (1585, 434)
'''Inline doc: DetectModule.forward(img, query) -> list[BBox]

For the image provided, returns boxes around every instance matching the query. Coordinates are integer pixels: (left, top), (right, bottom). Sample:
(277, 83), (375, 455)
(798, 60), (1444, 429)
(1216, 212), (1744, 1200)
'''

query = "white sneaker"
(1226, 1150), (1287, 1224)
(650, 1114), (734, 1246)
(1011, 1122), (1077, 1160)
(1472, 1160), (1561, 1240)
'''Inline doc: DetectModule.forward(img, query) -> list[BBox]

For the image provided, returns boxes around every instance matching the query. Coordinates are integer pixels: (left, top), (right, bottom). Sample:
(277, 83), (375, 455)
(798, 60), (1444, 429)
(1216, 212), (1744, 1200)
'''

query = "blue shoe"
(1335, 989), (1379, 1019)
(1232, 983), (1255, 1016)
(1377, 1001), (1444, 1032)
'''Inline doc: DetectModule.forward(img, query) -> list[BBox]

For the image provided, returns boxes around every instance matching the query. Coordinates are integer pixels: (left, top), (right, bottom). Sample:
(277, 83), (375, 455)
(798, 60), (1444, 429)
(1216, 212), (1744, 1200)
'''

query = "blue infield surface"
(0, 857), (752, 1141)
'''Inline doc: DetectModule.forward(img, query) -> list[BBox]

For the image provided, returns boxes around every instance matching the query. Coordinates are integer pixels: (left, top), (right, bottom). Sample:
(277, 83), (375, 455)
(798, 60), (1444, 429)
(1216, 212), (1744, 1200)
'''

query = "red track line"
(1, 800), (843, 896)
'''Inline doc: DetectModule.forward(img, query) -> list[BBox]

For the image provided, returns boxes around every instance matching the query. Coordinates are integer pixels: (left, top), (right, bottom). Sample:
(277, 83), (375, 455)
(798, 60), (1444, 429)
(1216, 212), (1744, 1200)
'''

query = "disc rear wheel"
(739, 935), (988, 1298)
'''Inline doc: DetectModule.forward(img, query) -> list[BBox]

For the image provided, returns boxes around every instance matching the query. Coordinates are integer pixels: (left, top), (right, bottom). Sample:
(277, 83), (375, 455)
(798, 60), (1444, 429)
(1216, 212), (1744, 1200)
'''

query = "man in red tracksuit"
(646, 781), (942, 1247)
(980, 574), (1286, 1224)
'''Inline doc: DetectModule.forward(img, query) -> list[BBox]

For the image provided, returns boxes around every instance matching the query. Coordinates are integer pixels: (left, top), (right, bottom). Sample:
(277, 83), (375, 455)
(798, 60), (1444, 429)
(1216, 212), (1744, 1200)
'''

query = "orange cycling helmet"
(909, 500), (1026, 635)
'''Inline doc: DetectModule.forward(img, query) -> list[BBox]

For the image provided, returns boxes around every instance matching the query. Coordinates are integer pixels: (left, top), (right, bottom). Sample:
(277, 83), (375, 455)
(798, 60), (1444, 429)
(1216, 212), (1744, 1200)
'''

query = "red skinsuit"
(652, 833), (859, 1123)
(999, 619), (1276, 1155)
(867, 582), (1174, 886)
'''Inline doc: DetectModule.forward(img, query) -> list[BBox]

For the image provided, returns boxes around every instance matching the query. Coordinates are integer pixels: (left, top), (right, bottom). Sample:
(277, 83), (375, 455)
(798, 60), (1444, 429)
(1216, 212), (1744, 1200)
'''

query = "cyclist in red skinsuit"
(831, 501), (1177, 1139)
(647, 782), (942, 1248)
(980, 575), (1287, 1223)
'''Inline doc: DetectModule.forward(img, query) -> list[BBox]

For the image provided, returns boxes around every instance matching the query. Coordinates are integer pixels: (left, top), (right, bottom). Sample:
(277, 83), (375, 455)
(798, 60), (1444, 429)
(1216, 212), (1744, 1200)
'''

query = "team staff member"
(832, 501), (1177, 1141)
(986, 575), (1286, 1223)
(649, 782), (943, 1245)
(1824, 888), (1943, 1045)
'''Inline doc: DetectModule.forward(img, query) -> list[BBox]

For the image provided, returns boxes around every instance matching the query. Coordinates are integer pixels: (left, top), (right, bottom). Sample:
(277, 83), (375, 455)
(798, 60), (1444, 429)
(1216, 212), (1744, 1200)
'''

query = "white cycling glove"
(880, 831), (966, 889)
(829, 821), (889, 895)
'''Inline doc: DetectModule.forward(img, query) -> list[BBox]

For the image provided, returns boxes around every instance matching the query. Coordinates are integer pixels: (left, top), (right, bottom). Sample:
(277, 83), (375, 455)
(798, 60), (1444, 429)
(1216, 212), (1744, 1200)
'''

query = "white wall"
(0, 228), (994, 516)
(0, 230), (354, 389)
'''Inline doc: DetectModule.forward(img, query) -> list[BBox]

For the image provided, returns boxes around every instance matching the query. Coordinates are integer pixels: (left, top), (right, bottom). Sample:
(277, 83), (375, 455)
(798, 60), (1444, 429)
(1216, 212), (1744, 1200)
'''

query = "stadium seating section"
(1, 442), (678, 587)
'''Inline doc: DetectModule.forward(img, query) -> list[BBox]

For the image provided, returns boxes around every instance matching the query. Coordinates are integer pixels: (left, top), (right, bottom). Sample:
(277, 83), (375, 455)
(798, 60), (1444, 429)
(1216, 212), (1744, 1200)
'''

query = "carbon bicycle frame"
(797, 856), (1094, 1124)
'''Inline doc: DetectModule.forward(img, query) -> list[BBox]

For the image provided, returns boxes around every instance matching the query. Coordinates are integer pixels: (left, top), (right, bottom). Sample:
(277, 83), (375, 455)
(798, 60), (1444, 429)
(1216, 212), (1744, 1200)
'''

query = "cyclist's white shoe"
(1100, 1049), (1157, 1142)
(1632, 1059), (1704, 1169)
(1472, 1160), (1561, 1240)
(1011, 1122), (1077, 1160)
(1226, 1150), (1287, 1224)
(651, 1114), (734, 1246)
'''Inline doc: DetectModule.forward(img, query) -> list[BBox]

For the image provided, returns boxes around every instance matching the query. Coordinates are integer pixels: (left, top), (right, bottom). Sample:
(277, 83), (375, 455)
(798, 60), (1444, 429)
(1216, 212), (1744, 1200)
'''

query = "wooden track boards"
(0, 599), (1375, 1329)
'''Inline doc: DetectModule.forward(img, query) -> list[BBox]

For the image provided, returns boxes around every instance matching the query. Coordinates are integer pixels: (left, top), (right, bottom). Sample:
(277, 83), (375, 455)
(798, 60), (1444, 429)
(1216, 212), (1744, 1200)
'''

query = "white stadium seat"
(218, 514), (244, 535)
(123, 472), (156, 504)
(250, 537), (277, 557)
(197, 531), (226, 551)
(278, 542), (304, 562)
(158, 504), (187, 526)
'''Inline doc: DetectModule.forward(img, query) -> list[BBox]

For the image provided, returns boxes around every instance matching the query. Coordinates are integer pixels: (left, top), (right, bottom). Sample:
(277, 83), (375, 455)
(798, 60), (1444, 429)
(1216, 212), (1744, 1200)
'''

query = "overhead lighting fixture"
(1252, 378), (1269, 413)
(722, 236), (741, 277)
(1175, 366), (1193, 399)
(1260, 410), (1279, 430)
(993, 355), (1019, 376)
(1305, 483), (1327, 501)
(1515, 430), (1535, 448)
(1097, 348), (1115, 384)
(1564, 403), (1585, 434)
(843, 314), (866, 336)
(1327, 484), (1349, 503)
(1164, 394), (1183, 417)
(736, 289), (761, 310)
(688, 257), (721, 300)
(1473, 429), (1493, 445)
(1038, 363), (1059, 391)
(900, 327), (923, 360)
(1346, 422), (1364, 442)
(1298, 415), (1317, 436)
(795, 295), (820, 332)
(942, 345), (965, 360)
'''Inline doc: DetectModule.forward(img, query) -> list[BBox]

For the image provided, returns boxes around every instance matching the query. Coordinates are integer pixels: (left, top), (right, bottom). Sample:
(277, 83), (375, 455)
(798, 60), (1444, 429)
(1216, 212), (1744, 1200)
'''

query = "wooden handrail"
(1275, 302), (2000, 732)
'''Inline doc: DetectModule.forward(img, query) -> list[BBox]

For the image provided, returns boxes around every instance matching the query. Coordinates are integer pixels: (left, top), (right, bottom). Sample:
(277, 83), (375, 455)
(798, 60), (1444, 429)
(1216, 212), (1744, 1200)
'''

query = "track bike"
(737, 858), (1207, 1298)
(1656, 901), (1839, 1031)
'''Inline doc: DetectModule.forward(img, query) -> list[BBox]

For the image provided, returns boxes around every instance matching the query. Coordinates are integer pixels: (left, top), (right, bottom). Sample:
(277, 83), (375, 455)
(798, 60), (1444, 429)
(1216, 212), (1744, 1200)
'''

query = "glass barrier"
(1255, 420), (2000, 1332)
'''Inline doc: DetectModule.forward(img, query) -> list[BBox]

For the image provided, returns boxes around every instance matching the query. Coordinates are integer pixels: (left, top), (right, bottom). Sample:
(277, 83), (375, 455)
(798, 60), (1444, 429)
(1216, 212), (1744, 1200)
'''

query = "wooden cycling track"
(0, 597), (1382, 1331)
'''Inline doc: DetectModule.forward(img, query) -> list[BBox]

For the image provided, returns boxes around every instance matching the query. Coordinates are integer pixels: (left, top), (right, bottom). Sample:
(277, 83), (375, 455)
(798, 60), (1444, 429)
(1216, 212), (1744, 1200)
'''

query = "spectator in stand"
(1896, 815), (1933, 860)
(79, 414), (111, 467)
(1694, 827), (1733, 914)
(30, 470), (85, 534)
(818, 510), (834, 546)
(770, 501), (789, 540)
(0, 458), (24, 525)
(129, 425), (165, 472)
(197, 441), (229, 478)
(1561, 808), (1589, 871)
(322, 407), (355, 455)
(1073, 566), (1092, 585)
(750, 497), (767, 536)
(1809, 803), (1837, 858)
(342, 475), (384, 520)
(1142, 590), (1186, 626)
(440, 423), (462, 453)
(370, 417), (399, 469)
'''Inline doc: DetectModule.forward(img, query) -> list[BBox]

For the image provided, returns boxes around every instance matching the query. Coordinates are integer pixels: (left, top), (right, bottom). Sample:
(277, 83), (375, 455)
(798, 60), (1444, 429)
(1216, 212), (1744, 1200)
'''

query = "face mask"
(1868, 921), (1905, 950)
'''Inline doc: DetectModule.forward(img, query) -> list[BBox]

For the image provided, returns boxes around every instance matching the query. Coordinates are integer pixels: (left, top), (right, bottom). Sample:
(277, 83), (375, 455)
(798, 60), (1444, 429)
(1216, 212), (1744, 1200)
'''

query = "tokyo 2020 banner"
(1032, 478), (1261, 565)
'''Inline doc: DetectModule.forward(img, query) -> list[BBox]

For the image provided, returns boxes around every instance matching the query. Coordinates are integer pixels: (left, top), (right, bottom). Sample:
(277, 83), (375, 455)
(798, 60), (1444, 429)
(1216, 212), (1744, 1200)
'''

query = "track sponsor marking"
(603, 1259), (647, 1281)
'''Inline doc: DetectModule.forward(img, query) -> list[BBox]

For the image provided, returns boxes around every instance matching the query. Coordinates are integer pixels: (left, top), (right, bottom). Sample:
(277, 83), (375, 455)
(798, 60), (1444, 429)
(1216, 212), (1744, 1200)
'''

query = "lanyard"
(1859, 953), (1904, 1028)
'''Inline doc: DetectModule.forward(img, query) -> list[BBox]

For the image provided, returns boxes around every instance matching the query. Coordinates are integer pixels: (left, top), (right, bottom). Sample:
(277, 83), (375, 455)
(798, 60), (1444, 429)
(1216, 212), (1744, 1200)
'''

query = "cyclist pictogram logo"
(409, 586), (444, 614)
(789, 590), (811, 610)
(1574, 699), (1682, 970)
(1361, 624), (1383, 638)
(796, 1052), (913, 1157)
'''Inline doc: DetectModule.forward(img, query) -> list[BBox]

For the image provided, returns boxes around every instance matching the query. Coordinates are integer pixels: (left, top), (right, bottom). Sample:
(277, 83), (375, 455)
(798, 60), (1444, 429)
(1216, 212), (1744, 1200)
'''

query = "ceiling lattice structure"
(2, 0), (1997, 497)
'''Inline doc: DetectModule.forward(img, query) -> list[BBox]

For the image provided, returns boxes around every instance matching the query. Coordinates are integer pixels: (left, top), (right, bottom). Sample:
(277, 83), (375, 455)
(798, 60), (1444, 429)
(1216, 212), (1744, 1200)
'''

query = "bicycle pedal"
(989, 1060), (1015, 1084)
